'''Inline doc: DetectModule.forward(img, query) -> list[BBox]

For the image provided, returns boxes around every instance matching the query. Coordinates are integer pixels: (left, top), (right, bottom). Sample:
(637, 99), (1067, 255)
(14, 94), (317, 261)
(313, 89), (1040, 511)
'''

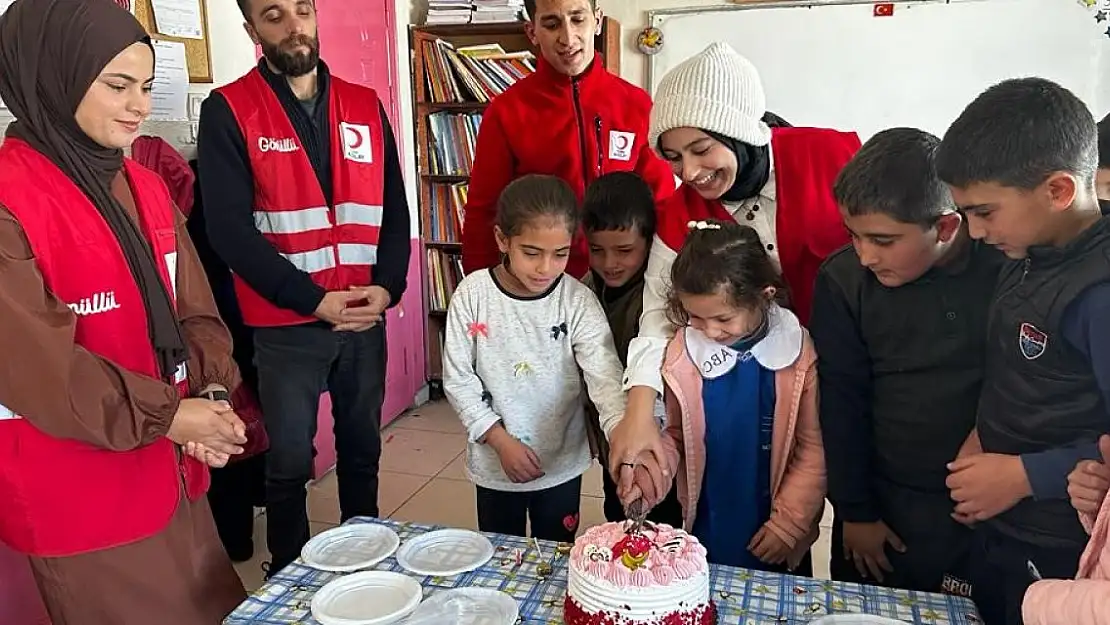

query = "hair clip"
(687, 220), (722, 231)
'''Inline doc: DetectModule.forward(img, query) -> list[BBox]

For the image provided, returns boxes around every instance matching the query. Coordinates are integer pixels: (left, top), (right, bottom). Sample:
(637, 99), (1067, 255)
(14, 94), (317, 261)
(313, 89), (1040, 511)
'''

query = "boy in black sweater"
(937, 78), (1110, 625)
(811, 128), (1003, 595)
(580, 172), (681, 526)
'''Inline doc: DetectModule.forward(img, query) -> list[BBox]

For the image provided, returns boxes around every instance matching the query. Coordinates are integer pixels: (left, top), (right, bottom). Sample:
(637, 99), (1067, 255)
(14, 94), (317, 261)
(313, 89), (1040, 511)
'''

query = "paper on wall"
(150, 39), (189, 121)
(150, 0), (203, 39)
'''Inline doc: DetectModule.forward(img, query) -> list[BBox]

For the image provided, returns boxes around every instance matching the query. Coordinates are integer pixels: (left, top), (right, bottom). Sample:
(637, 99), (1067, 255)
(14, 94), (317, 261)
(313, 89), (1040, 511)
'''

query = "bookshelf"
(410, 19), (622, 387)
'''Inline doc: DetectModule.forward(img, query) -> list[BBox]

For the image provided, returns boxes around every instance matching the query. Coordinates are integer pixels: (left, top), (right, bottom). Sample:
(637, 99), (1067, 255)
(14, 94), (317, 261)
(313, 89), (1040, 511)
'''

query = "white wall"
(595, 0), (723, 88)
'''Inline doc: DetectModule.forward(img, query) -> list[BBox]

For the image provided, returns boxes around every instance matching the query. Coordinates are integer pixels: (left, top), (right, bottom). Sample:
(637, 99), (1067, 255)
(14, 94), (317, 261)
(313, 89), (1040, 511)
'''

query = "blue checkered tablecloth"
(224, 518), (981, 624)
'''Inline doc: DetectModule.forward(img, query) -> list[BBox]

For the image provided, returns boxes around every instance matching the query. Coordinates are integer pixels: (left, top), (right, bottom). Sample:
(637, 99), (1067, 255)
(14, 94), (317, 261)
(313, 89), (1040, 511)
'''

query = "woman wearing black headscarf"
(608, 42), (861, 529)
(0, 0), (248, 621)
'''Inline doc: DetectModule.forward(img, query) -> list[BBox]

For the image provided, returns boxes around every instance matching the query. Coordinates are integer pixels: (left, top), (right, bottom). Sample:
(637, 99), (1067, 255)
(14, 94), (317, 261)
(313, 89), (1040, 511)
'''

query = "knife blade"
(625, 498), (648, 533)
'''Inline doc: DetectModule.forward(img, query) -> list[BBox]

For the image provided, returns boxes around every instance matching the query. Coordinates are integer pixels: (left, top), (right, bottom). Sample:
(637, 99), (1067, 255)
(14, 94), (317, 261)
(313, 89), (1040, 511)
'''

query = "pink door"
(312, 0), (426, 474)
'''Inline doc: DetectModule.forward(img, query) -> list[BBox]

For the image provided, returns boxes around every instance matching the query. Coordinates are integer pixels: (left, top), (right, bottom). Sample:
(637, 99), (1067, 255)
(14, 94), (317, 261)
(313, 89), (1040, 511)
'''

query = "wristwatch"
(200, 388), (231, 405)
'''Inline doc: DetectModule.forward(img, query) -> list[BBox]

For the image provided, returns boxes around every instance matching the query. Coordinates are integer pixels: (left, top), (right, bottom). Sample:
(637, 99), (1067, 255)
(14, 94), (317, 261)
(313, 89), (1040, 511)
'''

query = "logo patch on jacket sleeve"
(1018, 322), (1048, 360)
(340, 122), (373, 163)
(608, 130), (635, 162)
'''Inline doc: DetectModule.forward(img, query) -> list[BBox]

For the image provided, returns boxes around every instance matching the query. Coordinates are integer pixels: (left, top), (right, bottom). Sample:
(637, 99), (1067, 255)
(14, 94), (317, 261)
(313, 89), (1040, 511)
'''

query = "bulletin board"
(132, 0), (213, 82)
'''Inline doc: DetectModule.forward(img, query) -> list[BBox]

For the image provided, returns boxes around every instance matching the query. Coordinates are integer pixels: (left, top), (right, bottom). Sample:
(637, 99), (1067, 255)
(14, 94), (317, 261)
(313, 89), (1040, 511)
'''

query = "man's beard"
(261, 34), (320, 77)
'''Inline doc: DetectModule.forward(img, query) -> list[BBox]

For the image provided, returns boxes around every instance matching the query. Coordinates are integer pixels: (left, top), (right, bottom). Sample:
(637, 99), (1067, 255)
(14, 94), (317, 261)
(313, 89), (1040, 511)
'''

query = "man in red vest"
(461, 0), (677, 278)
(198, 0), (411, 574)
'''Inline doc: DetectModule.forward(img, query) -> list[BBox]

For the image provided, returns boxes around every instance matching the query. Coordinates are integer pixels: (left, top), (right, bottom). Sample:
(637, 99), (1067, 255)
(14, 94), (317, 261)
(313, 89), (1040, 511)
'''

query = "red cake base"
(563, 596), (718, 625)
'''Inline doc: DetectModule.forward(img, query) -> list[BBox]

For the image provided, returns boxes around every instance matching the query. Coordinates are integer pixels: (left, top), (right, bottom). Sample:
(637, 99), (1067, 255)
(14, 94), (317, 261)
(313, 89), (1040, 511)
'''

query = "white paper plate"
(310, 571), (423, 625)
(301, 524), (401, 572)
(809, 616), (910, 625)
(406, 588), (519, 625)
(395, 529), (494, 577)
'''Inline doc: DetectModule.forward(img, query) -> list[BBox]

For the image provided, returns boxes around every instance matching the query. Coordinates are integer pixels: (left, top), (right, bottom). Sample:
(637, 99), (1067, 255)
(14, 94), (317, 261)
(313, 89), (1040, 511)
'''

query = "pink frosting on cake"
(569, 522), (708, 587)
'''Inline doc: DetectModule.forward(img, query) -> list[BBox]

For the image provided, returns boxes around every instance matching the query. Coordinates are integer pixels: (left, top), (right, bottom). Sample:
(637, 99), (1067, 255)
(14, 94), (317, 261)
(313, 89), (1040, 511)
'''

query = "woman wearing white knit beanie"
(609, 42), (862, 523)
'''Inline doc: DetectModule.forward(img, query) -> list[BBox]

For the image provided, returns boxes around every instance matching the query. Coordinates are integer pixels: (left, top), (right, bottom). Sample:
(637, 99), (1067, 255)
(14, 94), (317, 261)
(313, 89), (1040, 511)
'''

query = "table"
(225, 518), (982, 624)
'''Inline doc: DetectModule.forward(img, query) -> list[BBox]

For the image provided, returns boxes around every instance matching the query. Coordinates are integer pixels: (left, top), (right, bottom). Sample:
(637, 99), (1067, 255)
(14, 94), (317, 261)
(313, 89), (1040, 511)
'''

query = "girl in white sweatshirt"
(443, 174), (627, 542)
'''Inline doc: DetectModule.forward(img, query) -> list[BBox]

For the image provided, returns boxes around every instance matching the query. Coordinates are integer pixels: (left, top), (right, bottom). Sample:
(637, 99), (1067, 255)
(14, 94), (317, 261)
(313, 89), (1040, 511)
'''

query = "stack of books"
(427, 249), (464, 311)
(424, 0), (524, 25)
(426, 182), (468, 244)
(426, 0), (473, 25)
(421, 41), (536, 104)
(473, 0), (524, 23)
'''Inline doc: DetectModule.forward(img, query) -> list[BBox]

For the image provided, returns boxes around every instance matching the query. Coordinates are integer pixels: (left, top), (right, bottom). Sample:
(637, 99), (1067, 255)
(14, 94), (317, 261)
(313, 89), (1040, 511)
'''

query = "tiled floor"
(233, 400), (834, 591)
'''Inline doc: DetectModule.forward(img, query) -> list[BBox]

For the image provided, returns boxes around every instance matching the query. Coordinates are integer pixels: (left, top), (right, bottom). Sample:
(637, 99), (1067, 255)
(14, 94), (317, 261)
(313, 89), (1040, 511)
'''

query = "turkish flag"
(873, 3), (894, 16)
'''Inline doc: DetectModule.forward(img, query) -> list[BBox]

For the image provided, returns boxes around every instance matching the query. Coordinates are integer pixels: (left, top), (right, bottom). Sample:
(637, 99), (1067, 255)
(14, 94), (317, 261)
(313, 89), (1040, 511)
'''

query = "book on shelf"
(427, 111), (481, 176)
(427, 182), (467, 243)
(421, 39), (535, 104)
(427, 248), (464, 311)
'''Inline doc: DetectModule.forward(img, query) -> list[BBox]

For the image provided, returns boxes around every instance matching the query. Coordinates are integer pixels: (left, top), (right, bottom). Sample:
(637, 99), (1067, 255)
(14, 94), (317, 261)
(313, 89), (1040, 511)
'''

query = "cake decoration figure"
(612, 533), (652, 570)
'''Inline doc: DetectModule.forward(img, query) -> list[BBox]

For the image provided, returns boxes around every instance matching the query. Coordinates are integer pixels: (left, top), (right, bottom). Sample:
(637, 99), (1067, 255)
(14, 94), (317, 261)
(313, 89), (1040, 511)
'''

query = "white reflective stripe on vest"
(0, 403), (21, 420)
(254, 206), (331, 235)
(254, 203), (382, 235)
(335, 203), (384, 228)
(338, 243), (377, 266)
(280, 247), (336, 274)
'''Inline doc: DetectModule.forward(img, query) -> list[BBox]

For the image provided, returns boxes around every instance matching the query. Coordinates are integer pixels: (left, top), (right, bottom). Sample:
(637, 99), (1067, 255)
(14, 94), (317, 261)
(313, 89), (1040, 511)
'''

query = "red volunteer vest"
(216, 69), (387, 327)
(0, 138), (207, 557)
(656, 127), (861, 325)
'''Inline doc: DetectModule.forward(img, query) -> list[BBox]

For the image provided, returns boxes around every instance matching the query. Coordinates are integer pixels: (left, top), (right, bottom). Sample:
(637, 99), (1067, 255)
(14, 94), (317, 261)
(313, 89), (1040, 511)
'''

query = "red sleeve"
(630, 90), (677, 202)
(635, 141), (677, 203)
(462, 102), (515, 274)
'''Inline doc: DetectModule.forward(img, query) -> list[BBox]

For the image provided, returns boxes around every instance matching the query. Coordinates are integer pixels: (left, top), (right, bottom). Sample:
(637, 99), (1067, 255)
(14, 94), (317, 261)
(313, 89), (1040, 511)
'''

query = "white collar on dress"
(683, 304), (802, 379)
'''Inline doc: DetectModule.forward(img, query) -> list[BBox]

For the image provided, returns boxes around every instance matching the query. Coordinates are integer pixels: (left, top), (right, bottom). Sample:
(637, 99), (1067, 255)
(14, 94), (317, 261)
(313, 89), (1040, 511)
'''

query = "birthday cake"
(564, 522), (716, 625)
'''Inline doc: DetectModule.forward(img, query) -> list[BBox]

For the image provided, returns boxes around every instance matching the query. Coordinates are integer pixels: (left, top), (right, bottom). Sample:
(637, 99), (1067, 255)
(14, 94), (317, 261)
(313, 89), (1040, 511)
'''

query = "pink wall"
(311, 0), (425, 475)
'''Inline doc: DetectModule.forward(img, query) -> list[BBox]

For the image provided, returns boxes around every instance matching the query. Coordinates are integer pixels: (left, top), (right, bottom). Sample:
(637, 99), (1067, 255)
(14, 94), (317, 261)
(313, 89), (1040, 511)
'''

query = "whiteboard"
(648, 0), (1106, 142)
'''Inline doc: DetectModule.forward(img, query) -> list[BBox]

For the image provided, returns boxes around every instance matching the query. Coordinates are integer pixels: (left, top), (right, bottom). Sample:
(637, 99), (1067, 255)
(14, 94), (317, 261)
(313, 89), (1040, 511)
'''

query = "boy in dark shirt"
(936, 78), (1110, 625)
(811, 128), (1003, 596)
(581, 172), (681, 526)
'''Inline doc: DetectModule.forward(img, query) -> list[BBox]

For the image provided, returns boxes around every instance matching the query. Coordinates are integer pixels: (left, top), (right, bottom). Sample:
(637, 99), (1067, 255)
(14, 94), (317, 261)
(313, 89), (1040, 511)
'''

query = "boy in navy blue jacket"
(937, 78), (1110, 625)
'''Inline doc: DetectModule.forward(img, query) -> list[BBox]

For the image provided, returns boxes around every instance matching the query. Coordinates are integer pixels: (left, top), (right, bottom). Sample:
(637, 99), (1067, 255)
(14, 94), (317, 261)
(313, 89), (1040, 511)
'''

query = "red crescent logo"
(345, 126), (363, 149)
(616, 135), (630, 150)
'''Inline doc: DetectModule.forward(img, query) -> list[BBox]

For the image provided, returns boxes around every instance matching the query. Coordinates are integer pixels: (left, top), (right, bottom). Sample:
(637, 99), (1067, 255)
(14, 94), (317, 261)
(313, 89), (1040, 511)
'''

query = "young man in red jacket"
(461, 0), (676, 278)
